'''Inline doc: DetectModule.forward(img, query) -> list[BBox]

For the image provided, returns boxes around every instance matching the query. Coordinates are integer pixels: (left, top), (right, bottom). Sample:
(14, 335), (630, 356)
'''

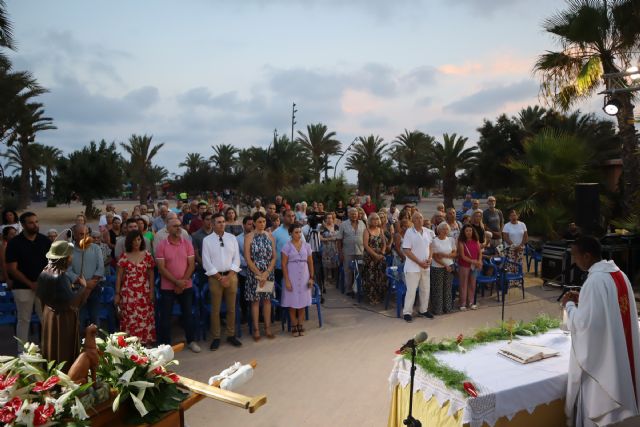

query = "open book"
(498, 342), (560, 364)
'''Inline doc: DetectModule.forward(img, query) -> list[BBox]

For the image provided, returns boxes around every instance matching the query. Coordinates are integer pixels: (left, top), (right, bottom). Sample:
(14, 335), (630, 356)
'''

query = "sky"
(6, 0), (609, 182)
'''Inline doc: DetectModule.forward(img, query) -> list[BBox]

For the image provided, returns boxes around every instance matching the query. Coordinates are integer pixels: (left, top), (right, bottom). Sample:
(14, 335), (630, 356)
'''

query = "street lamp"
(333, 137), (358, 179)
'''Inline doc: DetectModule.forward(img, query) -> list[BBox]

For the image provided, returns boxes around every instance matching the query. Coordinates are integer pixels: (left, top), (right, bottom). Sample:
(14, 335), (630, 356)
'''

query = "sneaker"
(420, 311), (434, 319)
(227, 336), (242, 347)
(188, 341), (201, 353)
(209, 339), (220, 351)
(470, 304), (478, 310)
(403, 314), (413, 323)
(459, 306), (467, 311)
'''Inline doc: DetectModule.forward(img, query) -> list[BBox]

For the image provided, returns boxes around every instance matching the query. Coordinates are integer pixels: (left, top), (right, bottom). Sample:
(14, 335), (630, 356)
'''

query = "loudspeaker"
(575, 183), (600, 234)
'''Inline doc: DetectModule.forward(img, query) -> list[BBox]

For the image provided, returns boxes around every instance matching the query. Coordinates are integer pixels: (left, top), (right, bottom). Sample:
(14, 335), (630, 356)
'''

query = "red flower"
(456, 334), (464, 344)
(34, 404), (55, 426)
(463, 381), (478, 398)
(0, 374), (18, 391)
(0, 397), (23, 423)
(152, 367), (165, 375)
(32, 376), (60, 392)
(130, 354), (149, 365)
(167, 373), (180, 383)
(117, 335), (128, 347)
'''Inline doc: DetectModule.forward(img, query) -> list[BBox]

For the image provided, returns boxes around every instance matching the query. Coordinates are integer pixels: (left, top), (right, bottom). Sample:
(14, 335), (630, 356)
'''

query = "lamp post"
(291, 102), (297, 143)
(333, 137), (358, 180)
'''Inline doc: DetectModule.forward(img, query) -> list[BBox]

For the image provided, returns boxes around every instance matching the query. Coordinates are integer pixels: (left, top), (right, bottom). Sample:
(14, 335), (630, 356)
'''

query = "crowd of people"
(0, 193), (530, 367)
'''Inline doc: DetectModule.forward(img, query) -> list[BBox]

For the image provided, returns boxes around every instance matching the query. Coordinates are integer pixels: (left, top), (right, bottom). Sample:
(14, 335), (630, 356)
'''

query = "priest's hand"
(561, 291), (580, 307)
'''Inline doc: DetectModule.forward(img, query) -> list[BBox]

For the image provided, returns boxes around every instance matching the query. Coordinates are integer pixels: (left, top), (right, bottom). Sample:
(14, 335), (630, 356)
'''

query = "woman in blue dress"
(244, 212), (276, 341)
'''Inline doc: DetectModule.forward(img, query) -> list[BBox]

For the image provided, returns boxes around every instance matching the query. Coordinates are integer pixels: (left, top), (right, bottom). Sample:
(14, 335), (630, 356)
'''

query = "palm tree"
(120, 134), (164, 204)
(296, 123), (341, 183)
(391, 129), (435, 192)
(0, 0), (15, 66)
(534, 0), (640, 212)
(431, 133), (478, 208)
(179, 153), (208, 175)
(39, 145), (61, 200)
(345, 135), (391, 200)
(210, 144), (239, 180)
(3, 141), (42, 199)
(508, 130), (593, 237)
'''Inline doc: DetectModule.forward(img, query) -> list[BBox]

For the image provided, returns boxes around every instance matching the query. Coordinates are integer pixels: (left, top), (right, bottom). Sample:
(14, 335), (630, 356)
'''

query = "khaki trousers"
(208, 275), (238, 339)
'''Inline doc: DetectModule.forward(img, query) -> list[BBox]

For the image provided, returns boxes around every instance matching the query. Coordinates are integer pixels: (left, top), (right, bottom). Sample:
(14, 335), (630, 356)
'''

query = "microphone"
(399, 331), (428, 352)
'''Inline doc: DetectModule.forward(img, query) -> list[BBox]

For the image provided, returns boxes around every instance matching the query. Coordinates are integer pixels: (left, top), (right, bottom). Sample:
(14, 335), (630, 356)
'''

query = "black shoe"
(403, 314), (413, 322)
(420, 311), (434, 319)
(227, 336), (242, 347)
(209, 339), (220, 351)
(346, 291), (355, 297)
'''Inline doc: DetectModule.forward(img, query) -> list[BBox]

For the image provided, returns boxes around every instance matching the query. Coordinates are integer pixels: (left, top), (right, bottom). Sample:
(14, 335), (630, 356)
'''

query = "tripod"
(403, 344), (422, 427)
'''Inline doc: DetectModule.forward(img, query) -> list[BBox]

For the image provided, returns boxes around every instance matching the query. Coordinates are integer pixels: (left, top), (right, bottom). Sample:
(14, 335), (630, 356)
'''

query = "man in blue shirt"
(272, 210), (304, 286)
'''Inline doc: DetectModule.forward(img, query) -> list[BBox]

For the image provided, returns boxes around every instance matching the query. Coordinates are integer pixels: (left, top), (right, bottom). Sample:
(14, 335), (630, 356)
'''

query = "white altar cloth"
(388, 330), (571, 427)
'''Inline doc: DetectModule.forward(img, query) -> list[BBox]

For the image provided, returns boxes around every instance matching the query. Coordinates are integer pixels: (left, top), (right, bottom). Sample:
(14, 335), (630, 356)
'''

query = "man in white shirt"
(561, 236), (640, 427)
(202, 212), (242, 351)
(402, 212), (434, 322)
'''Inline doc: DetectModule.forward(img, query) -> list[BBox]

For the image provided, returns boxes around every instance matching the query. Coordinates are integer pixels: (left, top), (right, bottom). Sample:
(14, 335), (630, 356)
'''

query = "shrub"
(282, 177), (354, 211)
(46, 199), (57, 208)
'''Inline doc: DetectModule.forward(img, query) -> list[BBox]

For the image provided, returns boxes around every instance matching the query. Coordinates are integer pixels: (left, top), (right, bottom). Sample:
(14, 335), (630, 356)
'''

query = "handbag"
(257, 280), (274, 293)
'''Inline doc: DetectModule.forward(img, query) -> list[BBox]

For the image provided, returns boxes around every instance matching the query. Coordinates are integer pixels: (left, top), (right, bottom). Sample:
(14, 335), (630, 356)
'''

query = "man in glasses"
(202, 212), (242, 350)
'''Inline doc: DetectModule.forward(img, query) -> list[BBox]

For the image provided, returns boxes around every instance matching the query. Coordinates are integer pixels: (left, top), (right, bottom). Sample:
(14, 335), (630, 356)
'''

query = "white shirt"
(402, 226), (432, 273)
(202, 231), (241, 276)
(502, 221), (527, 246)
(431, 236), (455, 268)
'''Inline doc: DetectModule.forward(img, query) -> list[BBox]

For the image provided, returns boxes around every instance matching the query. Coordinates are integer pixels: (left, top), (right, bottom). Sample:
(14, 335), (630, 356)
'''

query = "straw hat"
(46, 241), (74, 259)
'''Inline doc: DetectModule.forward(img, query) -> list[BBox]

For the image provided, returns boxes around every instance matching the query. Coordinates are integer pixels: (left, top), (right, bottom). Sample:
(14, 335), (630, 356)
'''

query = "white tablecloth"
(388, 330), (571, 427)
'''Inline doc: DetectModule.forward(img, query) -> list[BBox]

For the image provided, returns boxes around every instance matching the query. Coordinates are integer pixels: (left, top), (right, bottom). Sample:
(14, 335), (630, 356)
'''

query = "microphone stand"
(403, 343), (422, 427)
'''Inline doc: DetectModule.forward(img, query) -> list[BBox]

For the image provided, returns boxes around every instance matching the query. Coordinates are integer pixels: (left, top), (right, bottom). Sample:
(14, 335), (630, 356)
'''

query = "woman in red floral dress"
(115, 230), (156, 345)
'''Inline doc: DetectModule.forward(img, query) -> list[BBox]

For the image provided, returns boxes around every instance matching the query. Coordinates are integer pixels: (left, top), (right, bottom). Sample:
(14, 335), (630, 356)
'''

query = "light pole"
(333, 137), (358, 180)
(291, 102), (297, 143)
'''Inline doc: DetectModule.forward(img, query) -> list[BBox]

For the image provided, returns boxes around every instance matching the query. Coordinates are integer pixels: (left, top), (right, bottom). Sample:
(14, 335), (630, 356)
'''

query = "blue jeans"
(80, 284), (101, 328)
(158, 288), (195, 345)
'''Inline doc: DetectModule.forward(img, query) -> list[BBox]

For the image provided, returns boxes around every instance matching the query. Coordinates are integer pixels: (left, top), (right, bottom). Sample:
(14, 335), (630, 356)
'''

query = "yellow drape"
(387, 384), (565, 427)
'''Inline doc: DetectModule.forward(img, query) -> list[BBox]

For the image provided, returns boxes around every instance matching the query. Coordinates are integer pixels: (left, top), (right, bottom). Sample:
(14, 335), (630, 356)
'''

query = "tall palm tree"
(431, 133), (478, 208)
(391, 129), (435, 192)
(345, 135), (391, 199)
(179, 153), (208, 174)
(210, 144), (239, 179)
(534, 0), (640, 212)
(296, 123), (341, 183)
(3, 141), (42, 199)
(120, 134), (164, 204)
(39, 145), (61, 200)
(9, 103), (55, 207)
(0, 0), (15, 66)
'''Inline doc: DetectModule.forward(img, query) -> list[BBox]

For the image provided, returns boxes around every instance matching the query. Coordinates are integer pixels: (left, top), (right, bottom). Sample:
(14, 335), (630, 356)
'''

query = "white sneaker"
(459, 306), (467, 311)
(470, 304), (478, 310)
(188, 342), (201, 353)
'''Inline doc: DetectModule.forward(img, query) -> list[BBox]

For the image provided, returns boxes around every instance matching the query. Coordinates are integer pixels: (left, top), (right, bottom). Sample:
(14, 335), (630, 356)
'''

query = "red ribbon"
(610, 270), (637, 400)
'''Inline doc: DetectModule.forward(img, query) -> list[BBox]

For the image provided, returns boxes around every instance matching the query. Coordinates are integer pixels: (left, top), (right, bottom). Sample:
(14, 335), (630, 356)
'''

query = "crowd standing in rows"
(0, 193), (529, 364)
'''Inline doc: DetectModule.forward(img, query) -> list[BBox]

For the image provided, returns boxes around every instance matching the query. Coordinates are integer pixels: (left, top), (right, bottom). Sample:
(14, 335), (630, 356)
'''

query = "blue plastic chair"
(525, 243), (542, 276)
(98, 286), (116, 332)
(308, 283), (323, 327)
(385, 265), (406, 318)
(500, 260), (525, 300)
(451, 263), (459, 302)
(475, 259), (501, 301)
(337, 261), (345, 294)
(0, 285), (17, 327)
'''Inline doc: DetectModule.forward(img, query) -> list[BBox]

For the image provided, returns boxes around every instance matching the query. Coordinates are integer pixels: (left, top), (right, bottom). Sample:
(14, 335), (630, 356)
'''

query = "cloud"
(438, 62), (483, 76)
(42, 77), (160, 125)
(447, 0), (531, 16)
(443, 80), (538, 115)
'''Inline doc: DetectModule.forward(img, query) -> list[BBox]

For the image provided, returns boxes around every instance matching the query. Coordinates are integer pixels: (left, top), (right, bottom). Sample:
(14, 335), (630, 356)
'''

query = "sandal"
(253, 328), (261, 342)
(297, 325), (305, 336)
(291, 325), (299, 337)
(265, 327), (275, 339)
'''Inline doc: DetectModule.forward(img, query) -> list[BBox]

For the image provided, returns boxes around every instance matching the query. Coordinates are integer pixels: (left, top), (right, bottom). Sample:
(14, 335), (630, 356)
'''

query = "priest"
(561, 236), (640, 426)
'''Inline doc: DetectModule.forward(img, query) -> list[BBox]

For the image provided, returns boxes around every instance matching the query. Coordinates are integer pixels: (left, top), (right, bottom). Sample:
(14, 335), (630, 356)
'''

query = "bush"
(1, 195), (19, 212)
(46, 199), (57, 208)
(282, 177), (354, 211)
(86, 206), (102, 219)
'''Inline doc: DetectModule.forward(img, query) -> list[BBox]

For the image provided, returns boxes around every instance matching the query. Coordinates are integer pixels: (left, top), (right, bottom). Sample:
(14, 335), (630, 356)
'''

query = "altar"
(388, 329), (571, 427)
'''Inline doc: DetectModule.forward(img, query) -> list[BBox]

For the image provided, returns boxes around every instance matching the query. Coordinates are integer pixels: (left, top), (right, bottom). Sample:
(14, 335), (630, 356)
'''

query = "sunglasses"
(219, 236), (224, 247)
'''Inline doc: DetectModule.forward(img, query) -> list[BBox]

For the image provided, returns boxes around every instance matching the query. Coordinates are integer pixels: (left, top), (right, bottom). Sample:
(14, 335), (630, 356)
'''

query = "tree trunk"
(616, 92), (639, 215)
(83, 198), (95, 218)
(45, 168), (52, 200)
(443, 173), (456, 209)
(18, 168), (29, 209)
